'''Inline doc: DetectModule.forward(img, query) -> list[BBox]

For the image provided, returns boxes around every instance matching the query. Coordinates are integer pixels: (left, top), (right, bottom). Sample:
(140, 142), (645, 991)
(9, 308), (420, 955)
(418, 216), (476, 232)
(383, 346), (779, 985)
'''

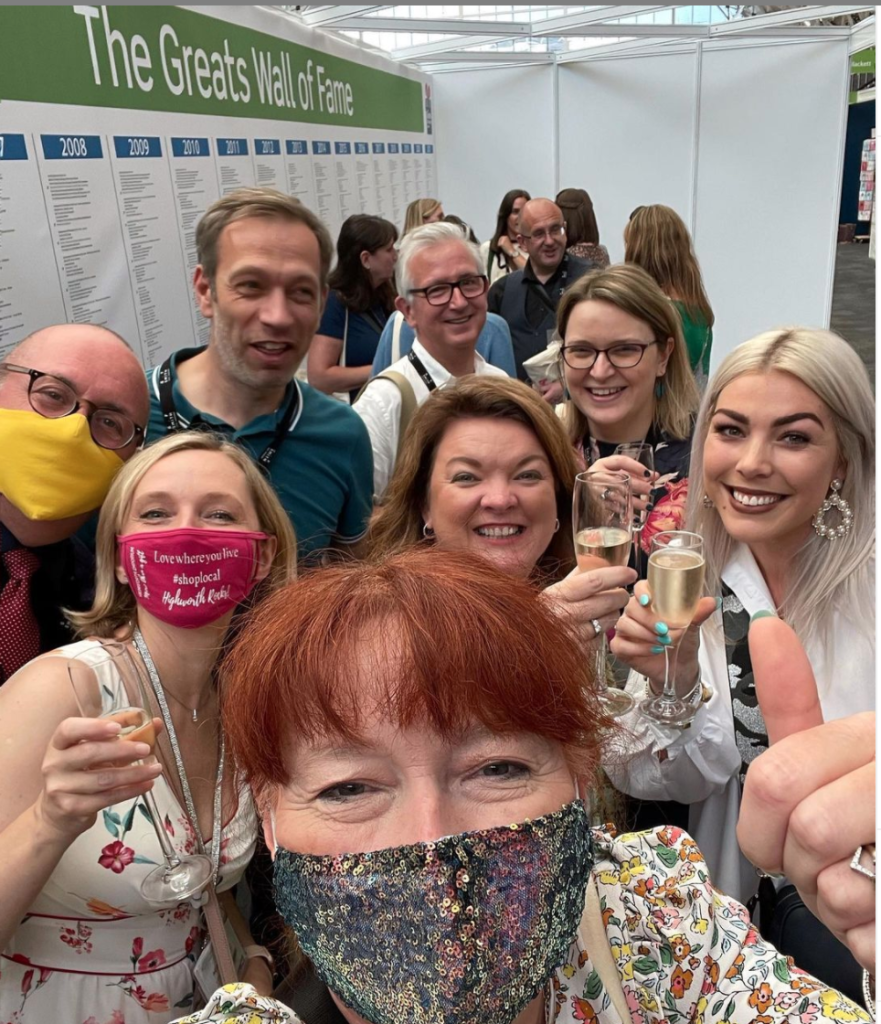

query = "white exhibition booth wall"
(434, 36), (851, 369)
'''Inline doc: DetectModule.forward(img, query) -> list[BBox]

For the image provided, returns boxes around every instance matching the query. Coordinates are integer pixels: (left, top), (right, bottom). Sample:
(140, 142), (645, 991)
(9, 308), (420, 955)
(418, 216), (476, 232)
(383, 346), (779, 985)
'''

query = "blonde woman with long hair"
(0, 432), (296, 1022)
(402, 197), (443, 235)
(610, 329), (875, 929)
(625, 204), (715, 383)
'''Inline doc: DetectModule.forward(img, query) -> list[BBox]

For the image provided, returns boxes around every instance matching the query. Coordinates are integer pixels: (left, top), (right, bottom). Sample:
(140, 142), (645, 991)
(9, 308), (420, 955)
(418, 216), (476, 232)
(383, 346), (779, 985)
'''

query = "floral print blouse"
(169, 826), (868, 1024)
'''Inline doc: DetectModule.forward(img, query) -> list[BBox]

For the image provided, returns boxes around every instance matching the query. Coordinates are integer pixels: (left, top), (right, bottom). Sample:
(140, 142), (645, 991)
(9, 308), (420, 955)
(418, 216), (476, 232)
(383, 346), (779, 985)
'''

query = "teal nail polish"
(750, 609), (776, 623)
(660, 634), (672, 645)
(639, 594), (650, 607)
(715, 596), (723, 610)
(654, 622), (669, 635)
(651, 645), (665, 654)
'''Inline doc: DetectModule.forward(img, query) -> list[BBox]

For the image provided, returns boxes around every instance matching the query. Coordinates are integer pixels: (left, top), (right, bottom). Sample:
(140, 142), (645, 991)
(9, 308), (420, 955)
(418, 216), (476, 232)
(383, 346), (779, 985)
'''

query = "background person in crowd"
(0, 432), (296, 1022)
(556, 187), (611, 269)
(625, 204), (715, 383)
(740, 615), (875, 977)
(442, 213), (480, 245)
(559, 264), (701, 577)
(479, 188), (530, 284)
(0, 325), (149, 684)
(307, 214), (398, 404)
(367, 375), (634, 649)
(402, 197), (444, 234)
(172, 548), (868, 1024)
(610, 328), (875, 995)
(488, 198), (594, 390)
(144, 188), (373, 563)
(354, 222), (507, 499)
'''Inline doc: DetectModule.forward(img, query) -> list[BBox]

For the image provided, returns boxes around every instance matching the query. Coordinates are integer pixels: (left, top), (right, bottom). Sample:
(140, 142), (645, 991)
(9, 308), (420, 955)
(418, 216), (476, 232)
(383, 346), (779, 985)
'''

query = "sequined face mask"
(273, 799), (593, 1024)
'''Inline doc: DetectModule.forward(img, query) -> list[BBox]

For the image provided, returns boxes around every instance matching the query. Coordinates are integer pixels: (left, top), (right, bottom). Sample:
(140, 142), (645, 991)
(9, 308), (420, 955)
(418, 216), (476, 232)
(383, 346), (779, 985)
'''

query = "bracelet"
(644, 669), (702, 704)
(243, 944), (274, 969)
(863, 969), (875, 1021)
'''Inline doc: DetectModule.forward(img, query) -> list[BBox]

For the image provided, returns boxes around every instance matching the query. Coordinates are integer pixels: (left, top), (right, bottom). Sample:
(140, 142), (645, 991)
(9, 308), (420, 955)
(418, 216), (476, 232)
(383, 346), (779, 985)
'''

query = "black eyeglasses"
(0, 363), (144, 450)
(520, 224), (565, 242)
(560, 341), (661, 371)
(408, 274), (488, 306)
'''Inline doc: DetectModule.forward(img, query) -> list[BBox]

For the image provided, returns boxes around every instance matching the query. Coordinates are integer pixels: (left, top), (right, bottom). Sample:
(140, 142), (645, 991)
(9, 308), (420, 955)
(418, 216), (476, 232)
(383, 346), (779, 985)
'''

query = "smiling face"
(119, 449), (275, 586)
(194, 215), (327, 392)
(423, 417), (559, 577)
(563, 299), (672, 444)
(507, 196), (527, 238)
(703, 370), (844, 555)
(518, 199), (567, 277)
(397, 240), (487, 359)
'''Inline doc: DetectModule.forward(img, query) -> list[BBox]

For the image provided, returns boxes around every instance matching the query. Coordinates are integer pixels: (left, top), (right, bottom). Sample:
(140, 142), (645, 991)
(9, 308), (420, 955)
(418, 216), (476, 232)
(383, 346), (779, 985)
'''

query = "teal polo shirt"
(145, 349), (374, 562)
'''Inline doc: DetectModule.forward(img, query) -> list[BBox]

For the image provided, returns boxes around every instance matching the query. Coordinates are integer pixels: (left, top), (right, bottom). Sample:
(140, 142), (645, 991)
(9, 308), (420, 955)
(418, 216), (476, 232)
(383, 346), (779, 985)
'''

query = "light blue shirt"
(371, 312), (516, 378)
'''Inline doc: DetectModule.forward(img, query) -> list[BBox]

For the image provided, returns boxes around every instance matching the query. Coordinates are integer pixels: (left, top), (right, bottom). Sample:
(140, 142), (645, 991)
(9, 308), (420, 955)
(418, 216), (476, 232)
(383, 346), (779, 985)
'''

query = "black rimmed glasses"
(408, 274), (489, 306)
(0, 363), (144, 450)
(520, 223), (565, 242)
(560, 341), (661, 371)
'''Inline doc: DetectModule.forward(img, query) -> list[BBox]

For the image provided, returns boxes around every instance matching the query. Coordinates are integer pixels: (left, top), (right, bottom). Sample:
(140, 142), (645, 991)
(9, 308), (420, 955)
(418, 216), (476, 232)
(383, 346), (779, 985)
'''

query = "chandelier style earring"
(812, 479), (853, 541)
(702, 494), (714, 509)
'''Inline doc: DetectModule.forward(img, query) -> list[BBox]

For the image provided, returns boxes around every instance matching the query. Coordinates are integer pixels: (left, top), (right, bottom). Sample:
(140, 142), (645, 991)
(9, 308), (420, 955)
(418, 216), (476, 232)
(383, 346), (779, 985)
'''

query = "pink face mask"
(117, 527), (269, 629)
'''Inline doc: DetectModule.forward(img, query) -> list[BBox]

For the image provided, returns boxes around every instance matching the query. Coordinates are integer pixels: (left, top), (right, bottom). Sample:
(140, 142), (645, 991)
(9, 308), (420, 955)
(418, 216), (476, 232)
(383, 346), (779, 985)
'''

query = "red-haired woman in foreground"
(171, 549), (868, 1024)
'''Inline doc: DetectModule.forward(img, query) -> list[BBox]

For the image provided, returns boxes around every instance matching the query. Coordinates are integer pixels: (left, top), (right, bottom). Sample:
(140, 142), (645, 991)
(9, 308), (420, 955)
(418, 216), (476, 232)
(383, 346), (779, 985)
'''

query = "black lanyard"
(157, 356), (299, 473)
(407, 348), (439, 392)
(525, 254), (569, 315)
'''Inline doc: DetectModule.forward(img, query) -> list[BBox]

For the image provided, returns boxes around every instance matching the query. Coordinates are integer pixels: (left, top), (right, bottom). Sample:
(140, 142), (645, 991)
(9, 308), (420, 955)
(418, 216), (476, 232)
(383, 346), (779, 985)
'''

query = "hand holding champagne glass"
(640, 531), (706, 726)
(68, 642), (215, 905)
(573, 470), (634, 715)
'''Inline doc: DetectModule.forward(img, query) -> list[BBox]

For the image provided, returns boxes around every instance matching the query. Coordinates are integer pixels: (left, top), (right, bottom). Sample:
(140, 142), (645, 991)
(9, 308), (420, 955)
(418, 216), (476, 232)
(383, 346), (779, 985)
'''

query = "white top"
(478, 239), (520, 284)
(353, 338), (507, 499)
(608, 541), (876, 903)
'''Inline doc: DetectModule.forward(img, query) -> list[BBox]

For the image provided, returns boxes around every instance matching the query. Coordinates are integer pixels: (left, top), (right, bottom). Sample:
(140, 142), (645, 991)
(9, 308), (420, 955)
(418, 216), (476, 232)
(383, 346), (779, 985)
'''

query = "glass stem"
(595, 636), (607, 692)
(141, 788), (182, 871)
(660, 641), (683, 704)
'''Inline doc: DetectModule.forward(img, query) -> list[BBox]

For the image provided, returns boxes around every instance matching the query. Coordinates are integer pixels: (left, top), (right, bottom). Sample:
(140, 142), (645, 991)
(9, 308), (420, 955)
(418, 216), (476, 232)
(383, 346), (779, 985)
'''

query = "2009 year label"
(113, 136), (162, 158)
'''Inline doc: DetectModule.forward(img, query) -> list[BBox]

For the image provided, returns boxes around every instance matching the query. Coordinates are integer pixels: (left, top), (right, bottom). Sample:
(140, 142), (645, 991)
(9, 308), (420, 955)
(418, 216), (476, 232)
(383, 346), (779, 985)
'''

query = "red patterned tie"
(0, 547), (41, 682)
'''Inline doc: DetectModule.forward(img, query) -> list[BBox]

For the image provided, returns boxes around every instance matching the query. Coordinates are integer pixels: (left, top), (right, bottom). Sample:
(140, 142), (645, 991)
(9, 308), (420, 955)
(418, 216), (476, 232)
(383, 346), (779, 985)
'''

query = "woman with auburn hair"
(556, 187), (610, 269)
(402, 197), (444, 235)
(625, 204), (715, 383)
(169, 548), (868, 1024)
(611, 328), (874, 996)
(308, 214), (398, 403)
(479, 188), (531, 283)
(0, 432), (296, 1023)
(366, 374), (634, 647)
(558, 263), (700, 576)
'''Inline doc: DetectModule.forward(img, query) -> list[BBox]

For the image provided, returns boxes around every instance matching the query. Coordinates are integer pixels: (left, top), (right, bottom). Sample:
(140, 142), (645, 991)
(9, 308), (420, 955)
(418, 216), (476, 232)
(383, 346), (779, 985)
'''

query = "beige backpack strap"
(578, 875), (633, 1024)
(391, 310), (404, 363)
(380, 370), (418, 459)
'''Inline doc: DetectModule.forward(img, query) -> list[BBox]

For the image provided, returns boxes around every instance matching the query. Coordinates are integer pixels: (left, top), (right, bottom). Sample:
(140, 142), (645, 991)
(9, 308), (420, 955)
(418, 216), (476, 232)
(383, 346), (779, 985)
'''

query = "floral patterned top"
(0, 641), (258, 1024)
(169, 826), (868, 1024)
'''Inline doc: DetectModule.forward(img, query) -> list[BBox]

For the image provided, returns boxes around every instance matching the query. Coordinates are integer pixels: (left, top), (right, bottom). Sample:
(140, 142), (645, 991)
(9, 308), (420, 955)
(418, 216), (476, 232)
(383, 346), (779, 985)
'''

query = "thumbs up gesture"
(737, 615), (875, 971)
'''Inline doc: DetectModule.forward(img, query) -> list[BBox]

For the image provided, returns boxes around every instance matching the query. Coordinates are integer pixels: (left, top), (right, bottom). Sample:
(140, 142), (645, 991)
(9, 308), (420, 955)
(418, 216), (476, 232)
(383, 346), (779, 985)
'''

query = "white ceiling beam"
(849, 14), (875, 52)
(709, 4), (872, 33)
(410, 50), (556, 64)
(392, 34), (510, 60)
(530, 5), (682, 35)
(329, 17), (532, 35)
(557, 35), (676, 62)
(300, 6), (385, 26)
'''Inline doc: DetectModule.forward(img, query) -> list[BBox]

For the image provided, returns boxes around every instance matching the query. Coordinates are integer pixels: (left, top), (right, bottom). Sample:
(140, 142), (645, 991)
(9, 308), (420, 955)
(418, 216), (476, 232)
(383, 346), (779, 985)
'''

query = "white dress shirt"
(353, 338), (507, 499)
(607, 542), (875, 903)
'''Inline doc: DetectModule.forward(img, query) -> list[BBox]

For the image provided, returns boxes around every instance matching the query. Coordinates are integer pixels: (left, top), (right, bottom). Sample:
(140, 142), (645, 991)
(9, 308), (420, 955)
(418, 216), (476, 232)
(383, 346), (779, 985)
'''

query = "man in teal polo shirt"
(145, 188), (373, 562)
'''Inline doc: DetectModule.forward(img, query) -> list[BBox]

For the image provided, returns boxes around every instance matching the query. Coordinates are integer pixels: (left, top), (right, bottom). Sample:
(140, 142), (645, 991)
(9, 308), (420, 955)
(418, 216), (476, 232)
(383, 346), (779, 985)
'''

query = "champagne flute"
(639, 531), (706, 727)
(573, 470), (634, 716)
(68, 641), (215, 905)
(613, 442), (655, 569)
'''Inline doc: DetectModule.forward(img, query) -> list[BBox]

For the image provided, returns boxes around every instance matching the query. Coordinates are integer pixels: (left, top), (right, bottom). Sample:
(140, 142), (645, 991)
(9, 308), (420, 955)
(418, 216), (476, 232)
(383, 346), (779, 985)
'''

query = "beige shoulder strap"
(578, 876), (633, 1024)
(379, 370), (419, 459)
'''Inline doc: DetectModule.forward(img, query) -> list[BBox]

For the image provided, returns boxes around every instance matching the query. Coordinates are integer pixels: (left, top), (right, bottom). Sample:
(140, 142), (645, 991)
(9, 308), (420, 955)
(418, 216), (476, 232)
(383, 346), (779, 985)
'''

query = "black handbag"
(754, 877), (863, 1006)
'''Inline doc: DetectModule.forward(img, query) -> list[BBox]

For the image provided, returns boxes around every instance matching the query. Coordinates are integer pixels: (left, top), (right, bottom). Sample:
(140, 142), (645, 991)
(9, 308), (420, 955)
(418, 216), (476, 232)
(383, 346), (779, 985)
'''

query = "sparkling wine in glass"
(613, 441), (655, 569)
(68, 641), (215, 905)
(639, 531), (706, 727)
(573, 470), (634, 716)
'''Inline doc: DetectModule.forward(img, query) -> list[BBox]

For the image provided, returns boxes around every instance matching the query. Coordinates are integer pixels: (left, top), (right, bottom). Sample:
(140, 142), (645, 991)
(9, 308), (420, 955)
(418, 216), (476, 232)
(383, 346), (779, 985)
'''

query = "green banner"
(0, 5), (424, 131)
(849, 46), (875, 104)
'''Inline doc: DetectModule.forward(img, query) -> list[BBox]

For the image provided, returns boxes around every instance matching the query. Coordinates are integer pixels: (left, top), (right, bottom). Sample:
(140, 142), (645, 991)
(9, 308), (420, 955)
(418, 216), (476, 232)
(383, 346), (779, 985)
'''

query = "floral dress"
(0, 640), (257, 1024)
(168, 826), (869, 1024)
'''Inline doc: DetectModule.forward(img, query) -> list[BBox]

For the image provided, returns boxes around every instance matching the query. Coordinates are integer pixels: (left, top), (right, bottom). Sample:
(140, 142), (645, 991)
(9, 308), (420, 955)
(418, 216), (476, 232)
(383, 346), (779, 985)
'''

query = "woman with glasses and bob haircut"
(558, 264), (700, 575)
(0, 432), (296, 1023)
(609, 328), (874, 998)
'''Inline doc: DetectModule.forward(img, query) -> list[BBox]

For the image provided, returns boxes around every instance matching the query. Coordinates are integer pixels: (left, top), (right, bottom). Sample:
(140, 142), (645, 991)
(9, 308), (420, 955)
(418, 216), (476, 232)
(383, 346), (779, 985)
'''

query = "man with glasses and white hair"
(354, 222), (507, 499)
(488, 198), (596, 393)
(0, 324), (149, 682)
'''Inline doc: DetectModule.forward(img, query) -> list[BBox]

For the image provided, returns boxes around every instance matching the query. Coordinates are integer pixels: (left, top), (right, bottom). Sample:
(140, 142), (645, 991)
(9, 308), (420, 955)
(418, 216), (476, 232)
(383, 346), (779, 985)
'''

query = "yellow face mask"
(0, 408), (125, 521)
